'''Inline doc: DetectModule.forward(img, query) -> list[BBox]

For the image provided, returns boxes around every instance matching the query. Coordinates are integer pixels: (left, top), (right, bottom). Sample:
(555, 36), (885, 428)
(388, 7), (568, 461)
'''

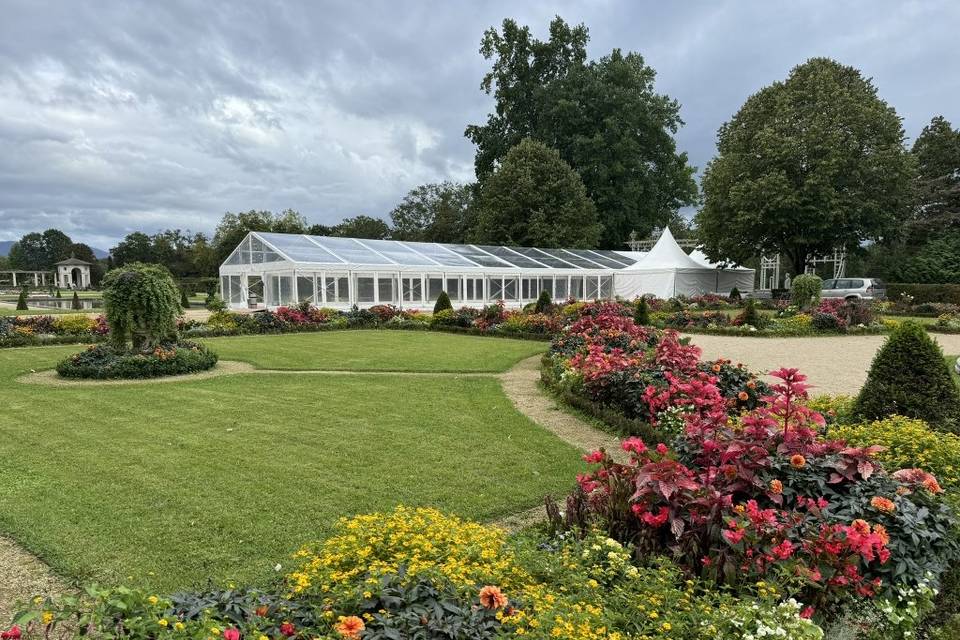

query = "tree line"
(4, 16), (957, 284)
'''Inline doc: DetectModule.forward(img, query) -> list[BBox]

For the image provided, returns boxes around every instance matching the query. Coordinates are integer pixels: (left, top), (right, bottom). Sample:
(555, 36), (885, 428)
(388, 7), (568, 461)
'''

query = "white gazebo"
(56, 257), (92, 289)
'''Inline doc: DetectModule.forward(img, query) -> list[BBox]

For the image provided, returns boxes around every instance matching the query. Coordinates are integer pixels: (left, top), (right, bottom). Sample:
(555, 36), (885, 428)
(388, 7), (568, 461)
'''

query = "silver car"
(820, 277), (886, 301)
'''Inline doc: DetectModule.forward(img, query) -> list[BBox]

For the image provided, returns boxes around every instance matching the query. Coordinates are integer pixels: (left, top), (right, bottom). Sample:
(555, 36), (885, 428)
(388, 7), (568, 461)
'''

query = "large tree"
(330, 215), (391, 239)
(212, 209), (308, 265)
(471, 138), (600, 247)
(465, 17), (696, 247)
(8, 229), (75, 270)
(696, 57), (914, 275)
(389, 182), (475, 243)
(909, 115), (960, 240)
(111, 232), (155, 266)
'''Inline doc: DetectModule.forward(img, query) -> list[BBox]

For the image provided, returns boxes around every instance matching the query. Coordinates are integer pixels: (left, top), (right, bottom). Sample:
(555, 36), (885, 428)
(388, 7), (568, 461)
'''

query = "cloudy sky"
(1, 0), (958, 250)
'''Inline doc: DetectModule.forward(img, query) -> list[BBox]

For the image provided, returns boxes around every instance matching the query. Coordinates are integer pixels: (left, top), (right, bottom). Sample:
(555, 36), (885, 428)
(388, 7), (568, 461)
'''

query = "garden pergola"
(218, 230), (754, 310)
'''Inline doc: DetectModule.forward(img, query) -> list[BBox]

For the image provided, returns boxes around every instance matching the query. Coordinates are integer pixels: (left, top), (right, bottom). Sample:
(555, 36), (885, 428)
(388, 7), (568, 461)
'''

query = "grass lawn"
(0, 332), (576, 591)
(0, 306), (78, 316)
(203, 330), (547, 372)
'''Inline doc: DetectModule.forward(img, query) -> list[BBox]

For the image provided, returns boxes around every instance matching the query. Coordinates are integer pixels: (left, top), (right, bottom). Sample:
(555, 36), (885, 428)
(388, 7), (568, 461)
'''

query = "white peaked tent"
(613, 227), (755, 298)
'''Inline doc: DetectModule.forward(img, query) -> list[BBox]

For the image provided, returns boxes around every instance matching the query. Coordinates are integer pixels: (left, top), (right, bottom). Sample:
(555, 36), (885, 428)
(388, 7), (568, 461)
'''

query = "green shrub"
(56, 341), (218, 380)
(854, 321), (960, 430)
(729, 286), (741, 301)
(534, 289), (552, 314)
(433, 291), (453, 314)
(206, 294), (227, 312)
(71, 291), (82, 310)
(53, 314), (95, 335)
(102, 263), (181, 349)
(15, 287), (27, 310)
(734, 298), (765, 328)
(633, 296), (651, 325)
(180, 287), (190, 308)
(888, 283), (960, 305)
(791, 273), (822, 309)
(830, 415), (960, 491)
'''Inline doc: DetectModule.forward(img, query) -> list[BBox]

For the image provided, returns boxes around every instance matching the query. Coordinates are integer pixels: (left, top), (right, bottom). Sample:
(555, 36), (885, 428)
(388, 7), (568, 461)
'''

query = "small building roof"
(55, 257), (92, 266)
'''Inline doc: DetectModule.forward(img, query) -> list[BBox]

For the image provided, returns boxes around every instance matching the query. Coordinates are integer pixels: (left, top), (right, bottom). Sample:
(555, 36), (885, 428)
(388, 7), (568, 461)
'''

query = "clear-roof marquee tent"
(218, 230), (753, 310)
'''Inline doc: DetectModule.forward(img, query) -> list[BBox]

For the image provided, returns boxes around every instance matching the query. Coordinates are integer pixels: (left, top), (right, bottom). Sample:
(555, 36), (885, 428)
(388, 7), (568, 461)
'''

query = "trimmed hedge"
(56, 341), (218, 380)
(854, 321), (960, 431)
(888, 283), (960, 305)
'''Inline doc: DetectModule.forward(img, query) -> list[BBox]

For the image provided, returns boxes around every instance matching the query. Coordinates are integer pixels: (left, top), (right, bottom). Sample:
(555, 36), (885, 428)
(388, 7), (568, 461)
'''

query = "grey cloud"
(1, 0), (959, 248)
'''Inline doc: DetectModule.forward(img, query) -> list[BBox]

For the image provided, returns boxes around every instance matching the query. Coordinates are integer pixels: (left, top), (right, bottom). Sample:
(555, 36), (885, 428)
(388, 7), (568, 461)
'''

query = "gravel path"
(685, 333), (960, 396)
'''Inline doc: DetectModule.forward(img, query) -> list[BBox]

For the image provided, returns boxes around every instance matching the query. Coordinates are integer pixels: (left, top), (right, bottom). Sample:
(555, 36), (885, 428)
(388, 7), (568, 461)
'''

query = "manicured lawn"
(203, 330), (547, 372)
(0, 333), (577, 591)
(0, 306), (78, 316)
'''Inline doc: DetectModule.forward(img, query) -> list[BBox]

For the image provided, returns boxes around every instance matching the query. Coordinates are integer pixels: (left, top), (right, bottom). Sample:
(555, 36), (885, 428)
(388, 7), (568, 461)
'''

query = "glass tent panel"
(558, 249), (605, 268)
(569, 249), (629, 269)
(475, 245), (549, 269)
(588, 249), (636, 267)
(357, 239), (440, 266)
(508, 247), (576, 268)
(310, 237), (395, 265)
(442, 244), (515, 268)
(401, 242), (479, 267)
(256, 233), (343, 264)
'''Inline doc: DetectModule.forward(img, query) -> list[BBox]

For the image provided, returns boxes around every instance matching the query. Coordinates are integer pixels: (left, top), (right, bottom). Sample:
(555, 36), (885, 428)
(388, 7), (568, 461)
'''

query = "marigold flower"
(873, 524), (890, 545)
(738, 391), (749, 401)
(479, 585), (508, 610)
(334, 616), (365, 639)
(769, 479), (783, 495)
(850, 519), (871, 535)
(870, 496), (896, 513)
(790, 454), (806, 469)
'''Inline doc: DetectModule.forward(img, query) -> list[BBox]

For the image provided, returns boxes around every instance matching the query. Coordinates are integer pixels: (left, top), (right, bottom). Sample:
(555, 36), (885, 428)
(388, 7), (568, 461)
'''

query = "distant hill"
(0, 241), (108, 259)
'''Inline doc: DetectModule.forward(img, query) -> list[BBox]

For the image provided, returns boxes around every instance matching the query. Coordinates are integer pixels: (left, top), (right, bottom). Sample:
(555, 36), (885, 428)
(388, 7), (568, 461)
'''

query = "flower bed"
(55, 341), (218, 379)
(541, 305), (960, 637)
(11, 506), (825, 640)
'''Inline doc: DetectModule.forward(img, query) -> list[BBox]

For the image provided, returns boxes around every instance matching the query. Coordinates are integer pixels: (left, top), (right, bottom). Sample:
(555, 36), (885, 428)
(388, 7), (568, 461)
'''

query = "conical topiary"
(854, 321), (960, 431)
(71, 291), (82, 310)
(634, 297), (650, 325)
(534, 289), (552, 314)
(55, 288), (62, 298)
(16, 287), (28, 311)
(729, 287), (741, 302)
(433, 291), (453, 314)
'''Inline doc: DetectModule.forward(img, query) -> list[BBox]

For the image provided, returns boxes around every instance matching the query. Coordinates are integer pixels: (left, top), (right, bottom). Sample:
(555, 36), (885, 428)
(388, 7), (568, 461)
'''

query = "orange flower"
(851, 519), (871, 535)
(712, 363), (722, 373)
(738, 391), (749, 401)
(873, 524), (890, 545)
(335, 616), (365, 639)
(769, 479), (783, 495)
(870, 496), (896, 513)
(922, 477), (943, 494)
(746, 380), (757, 389)
(478, 585), (507, 610)
(790, 454), (806, 469)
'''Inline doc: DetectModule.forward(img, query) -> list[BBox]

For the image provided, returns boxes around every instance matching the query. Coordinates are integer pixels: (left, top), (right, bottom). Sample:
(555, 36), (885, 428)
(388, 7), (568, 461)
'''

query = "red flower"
(223, 629), (240, 640)
(1, 627), (20, 640)
(771, 539), (795, 559)
(640, 506), (670, 527)
(655, 443), (669, 455)
(621, 437), (647, 455)
(722, 527), (745, 545)
(800, 606), (815, 619)
(280, 622), (296, 637)
(582, 450), (605, 464)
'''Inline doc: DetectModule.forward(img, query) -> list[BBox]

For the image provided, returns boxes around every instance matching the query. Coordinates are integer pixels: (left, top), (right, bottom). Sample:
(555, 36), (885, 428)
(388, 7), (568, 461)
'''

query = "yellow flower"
(41, 612), (54, 625)
(174, 622), (185, 631)
(210, 627), (221, 636)
(158, 619), (169, 627)
(662, 622), (672, 631)
(148, 595), (159, 605)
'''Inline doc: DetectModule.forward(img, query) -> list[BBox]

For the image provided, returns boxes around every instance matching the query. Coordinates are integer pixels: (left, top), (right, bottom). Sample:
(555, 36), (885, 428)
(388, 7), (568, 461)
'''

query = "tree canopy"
(329, 215), (391, 239)
(8, 229), (75, 270)
(390, 182), (475, 243)
(212, 209), (308, 265)
(465, 17), (696, 247)
(696, 57), (915, 275)
(471, 138), (600, 247)
(910, 115), (960, 241)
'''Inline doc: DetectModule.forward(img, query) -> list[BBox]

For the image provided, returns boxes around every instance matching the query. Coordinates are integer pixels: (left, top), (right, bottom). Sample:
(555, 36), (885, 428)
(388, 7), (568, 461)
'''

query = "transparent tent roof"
(222, 232), (641, 270)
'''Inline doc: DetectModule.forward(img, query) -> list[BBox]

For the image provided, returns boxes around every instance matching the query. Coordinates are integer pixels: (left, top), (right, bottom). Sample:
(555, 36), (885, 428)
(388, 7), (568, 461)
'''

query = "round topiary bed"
(56, 341), (218, 380)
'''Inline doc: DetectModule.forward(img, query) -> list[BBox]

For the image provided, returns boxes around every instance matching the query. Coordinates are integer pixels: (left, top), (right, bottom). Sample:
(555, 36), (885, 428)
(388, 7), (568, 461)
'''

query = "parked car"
(820, 277), (886, 300)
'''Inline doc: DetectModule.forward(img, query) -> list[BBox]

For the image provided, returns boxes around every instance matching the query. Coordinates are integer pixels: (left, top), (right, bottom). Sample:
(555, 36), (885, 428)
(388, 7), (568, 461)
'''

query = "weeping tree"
(102, 263), (182, 350)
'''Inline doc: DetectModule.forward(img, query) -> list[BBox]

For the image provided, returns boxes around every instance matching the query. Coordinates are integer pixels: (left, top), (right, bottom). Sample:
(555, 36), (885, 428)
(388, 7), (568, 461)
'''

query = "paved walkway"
(685, 333), (960, 397)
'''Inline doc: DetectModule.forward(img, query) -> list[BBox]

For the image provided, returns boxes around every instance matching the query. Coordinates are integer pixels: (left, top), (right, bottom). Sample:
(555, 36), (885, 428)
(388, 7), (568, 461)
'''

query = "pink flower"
(771, 539), (795, 560)
(223, 629), (240, 640)
(656, 443), (669, 455)
(800, 606), (815, 619)
(640, 506), (670, 527)
(621, 437), (647, 455)
(722, 527), (745, 545)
